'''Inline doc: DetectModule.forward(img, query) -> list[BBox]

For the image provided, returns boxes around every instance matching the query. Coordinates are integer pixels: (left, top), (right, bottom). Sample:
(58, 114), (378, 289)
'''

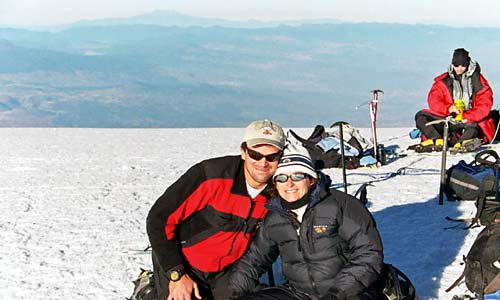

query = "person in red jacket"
(146, 120), (285, 300)
(414, 48), (495, 153)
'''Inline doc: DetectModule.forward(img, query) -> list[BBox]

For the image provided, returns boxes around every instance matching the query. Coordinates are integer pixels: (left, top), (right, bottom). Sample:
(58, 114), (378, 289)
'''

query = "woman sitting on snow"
(228, 143), (384, 300)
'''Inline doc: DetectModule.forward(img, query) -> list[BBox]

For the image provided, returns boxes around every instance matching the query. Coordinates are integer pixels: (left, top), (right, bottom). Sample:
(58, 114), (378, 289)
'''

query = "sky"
(2, 0), (500, 27)
(1, 126), (495, 299)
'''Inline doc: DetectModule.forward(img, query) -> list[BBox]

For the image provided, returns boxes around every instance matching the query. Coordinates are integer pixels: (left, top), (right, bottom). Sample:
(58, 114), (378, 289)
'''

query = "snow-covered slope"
(1, 128), (492, 300)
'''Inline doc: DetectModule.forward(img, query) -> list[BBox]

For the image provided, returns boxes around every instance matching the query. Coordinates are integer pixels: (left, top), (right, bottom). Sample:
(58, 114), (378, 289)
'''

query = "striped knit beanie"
(273, 143), (318, 180)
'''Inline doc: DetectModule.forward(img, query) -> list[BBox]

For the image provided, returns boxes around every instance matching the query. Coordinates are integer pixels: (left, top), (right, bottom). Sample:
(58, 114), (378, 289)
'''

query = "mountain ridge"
(1, 13), (500, 128)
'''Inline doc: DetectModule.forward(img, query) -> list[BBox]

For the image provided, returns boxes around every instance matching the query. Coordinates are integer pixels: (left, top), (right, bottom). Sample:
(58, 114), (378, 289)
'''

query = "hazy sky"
(1, 0), (500, 27)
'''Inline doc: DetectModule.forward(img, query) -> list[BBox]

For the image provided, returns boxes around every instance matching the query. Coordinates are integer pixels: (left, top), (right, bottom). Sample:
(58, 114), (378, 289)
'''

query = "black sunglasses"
(274, 173), (308, 183)
(244, 145), (282, 162)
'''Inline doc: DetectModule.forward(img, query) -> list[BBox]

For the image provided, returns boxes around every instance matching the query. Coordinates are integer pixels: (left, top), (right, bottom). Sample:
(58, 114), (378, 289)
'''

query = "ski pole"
(439, 118), (450, 205)
(332, 121), (348, 193)
(490, 108), (500, 144)
(426, 116), (453, 205)
(339, 122), (348, 193)
(267, 266), (275, 286)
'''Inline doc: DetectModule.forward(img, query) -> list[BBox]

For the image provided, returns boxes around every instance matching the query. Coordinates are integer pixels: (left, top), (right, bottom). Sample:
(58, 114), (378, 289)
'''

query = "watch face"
(170, 270), (180, 281)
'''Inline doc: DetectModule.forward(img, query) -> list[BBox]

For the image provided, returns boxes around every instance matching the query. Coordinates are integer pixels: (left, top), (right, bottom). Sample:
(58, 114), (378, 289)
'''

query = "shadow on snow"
(373, 196), (467, 300)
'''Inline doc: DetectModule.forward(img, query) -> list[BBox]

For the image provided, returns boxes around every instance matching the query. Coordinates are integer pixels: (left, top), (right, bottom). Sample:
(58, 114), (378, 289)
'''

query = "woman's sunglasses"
(274, 173), (308, 183)
(244, 145), (282, 162)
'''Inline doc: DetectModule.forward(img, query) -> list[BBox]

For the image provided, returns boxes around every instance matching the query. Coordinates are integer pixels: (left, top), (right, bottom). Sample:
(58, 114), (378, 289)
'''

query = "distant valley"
(1, 11), (500, 127)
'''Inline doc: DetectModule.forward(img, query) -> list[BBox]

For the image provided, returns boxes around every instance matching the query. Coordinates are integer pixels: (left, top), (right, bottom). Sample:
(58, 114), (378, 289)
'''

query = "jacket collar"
(231, 158), (273, 198)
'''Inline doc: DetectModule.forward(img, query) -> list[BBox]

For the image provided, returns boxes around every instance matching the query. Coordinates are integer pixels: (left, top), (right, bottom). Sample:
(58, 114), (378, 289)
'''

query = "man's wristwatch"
(167, 268), (185, 282)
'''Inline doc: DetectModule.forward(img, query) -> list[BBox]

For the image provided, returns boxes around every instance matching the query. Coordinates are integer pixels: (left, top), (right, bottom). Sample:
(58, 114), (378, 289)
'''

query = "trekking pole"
(491, 108), (500, 144)
(267, 266), (275, 286)
(369, 89), (384, 161)
(426, 116), (453, 205)
(332, 121), (349, 193)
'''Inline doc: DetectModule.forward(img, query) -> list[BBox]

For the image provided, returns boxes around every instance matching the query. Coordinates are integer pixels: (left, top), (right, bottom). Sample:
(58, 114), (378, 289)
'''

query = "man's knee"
(414, 110), (425, 122)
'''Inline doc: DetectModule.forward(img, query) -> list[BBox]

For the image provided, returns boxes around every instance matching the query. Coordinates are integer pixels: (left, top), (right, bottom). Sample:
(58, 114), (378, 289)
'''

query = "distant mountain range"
(1, 11), (500, 128)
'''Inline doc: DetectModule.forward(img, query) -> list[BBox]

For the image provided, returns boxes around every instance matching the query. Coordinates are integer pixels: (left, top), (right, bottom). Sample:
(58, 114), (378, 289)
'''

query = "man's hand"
(448, 105), (460, 115)
(167, 274), (201, 300)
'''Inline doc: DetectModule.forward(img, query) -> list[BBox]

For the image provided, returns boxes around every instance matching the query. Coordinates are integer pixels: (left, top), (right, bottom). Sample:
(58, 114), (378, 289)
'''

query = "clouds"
(2, 0), (500, 27)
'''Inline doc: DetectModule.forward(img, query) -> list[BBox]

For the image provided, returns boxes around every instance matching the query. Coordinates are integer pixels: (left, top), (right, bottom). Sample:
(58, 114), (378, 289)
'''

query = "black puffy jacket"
(229, 182), (384, 300)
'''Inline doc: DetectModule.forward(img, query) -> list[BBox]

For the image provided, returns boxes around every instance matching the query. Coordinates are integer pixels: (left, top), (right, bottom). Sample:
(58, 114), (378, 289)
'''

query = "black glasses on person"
(243, 144), (282, 162)
(274, 173), (308, 183)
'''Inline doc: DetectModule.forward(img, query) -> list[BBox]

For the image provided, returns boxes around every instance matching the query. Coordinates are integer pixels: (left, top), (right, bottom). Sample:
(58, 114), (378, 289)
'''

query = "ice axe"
(331, 121), (349, 193)
(425, 115), (454, 205)
(369, 89), (384, 161)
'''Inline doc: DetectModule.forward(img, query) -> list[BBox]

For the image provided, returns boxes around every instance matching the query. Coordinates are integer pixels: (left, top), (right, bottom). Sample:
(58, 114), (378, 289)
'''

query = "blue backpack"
(445, 150), (500, 226)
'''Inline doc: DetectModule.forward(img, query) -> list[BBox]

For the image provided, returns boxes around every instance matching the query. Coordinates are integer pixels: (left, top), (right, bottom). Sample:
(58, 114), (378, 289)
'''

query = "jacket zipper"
(218, 195), (253, 271)
(298, 212), (319, 294)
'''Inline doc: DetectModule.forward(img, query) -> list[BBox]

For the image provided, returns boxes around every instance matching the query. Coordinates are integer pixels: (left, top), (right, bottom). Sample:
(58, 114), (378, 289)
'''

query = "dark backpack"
(128, 269), (156, 300)
(445, 150), (500, 226)
(375, 263), (418, 300)
(447, 222), (500, 300)
(288, 125), (362, 170)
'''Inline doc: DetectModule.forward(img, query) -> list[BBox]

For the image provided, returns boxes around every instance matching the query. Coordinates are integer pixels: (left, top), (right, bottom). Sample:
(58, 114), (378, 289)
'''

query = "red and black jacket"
(424, 70), (495, 142)
(146, 155), (270, 274)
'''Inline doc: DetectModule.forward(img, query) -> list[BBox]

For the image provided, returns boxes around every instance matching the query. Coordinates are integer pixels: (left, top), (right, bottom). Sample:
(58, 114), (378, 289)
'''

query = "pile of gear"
(444, 149), (500, 299)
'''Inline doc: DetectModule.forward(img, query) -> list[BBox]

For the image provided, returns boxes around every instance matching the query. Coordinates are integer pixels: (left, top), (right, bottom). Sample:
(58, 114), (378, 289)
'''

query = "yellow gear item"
(454, 99), (465, 121)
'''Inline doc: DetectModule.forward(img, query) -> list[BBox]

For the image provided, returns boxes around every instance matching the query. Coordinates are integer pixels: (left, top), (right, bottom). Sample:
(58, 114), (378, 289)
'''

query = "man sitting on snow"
(413, 48), (495, 154)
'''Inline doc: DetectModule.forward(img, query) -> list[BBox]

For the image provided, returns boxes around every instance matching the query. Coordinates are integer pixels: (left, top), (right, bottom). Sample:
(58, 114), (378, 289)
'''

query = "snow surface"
(1, 127), (493, 300)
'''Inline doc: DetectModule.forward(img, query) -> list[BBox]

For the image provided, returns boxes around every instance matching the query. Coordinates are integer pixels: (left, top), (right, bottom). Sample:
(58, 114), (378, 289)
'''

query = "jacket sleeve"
(146, 161), (211, 274)
(228, 219), (279, 298)
(427, 79), (452, 117)
(463, 74), (493, 123)
(321, 193), (384, 300)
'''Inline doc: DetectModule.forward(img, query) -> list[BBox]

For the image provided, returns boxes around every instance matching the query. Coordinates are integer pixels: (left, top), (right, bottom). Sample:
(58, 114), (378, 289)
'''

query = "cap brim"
(247, 138), (284, 150)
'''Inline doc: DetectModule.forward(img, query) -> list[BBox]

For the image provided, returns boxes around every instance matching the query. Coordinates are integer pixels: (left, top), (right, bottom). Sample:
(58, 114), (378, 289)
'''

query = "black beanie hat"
(452, 48), (470, 67)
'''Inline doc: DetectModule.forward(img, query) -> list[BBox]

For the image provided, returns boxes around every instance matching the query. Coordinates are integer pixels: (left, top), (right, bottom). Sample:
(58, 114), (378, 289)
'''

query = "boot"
(434, 139), (444, 152)
(414, 139), (434, 153)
